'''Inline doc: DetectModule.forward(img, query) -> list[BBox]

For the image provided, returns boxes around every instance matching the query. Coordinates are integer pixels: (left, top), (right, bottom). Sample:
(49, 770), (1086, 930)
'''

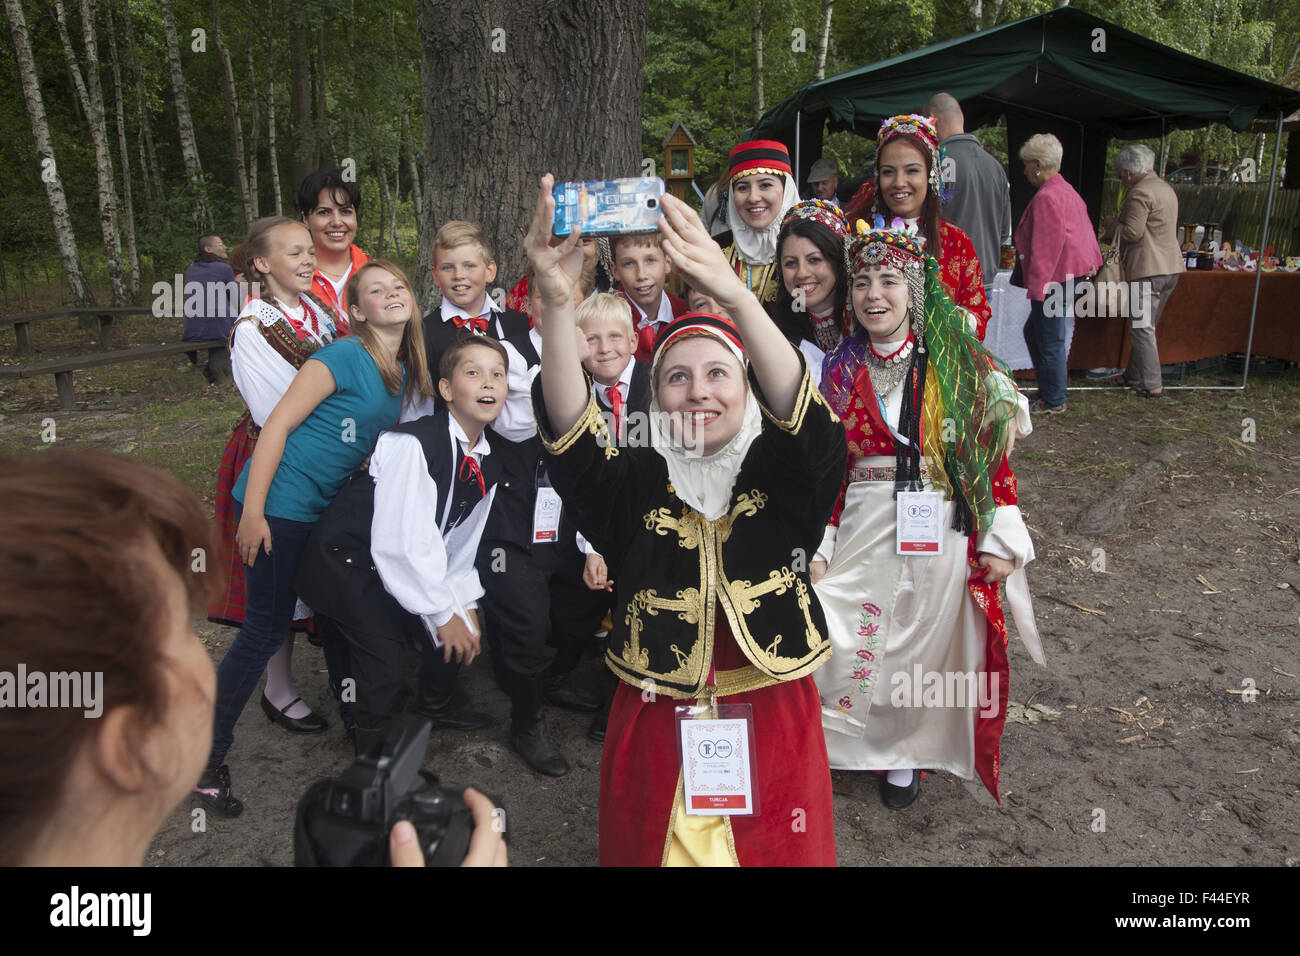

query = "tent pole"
(1158, 118), (1167, 175)
(1242, 111), (1283, 389)
(795, 111), (803, 189)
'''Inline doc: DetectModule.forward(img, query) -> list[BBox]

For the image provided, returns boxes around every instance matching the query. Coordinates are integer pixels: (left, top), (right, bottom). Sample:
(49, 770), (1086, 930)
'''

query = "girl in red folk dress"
(871, 114), (992, 340)
(529, 175), (846, 866)
(208, 217), (344, 735)
(811, 219), (1044, 810)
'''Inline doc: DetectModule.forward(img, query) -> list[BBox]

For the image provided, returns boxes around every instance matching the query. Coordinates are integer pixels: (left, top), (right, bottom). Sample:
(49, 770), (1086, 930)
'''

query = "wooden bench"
(0, 339), (226, 410)
(0, 306), (166, 355)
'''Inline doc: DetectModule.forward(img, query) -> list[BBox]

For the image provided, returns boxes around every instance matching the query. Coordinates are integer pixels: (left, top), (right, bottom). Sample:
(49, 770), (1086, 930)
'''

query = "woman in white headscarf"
(712, 139), (801, 306)
(527, 174), (845, 866)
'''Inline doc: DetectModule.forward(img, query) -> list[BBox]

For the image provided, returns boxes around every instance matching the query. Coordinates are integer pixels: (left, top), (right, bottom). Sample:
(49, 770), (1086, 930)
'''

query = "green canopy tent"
(748, 6), (1300, 386)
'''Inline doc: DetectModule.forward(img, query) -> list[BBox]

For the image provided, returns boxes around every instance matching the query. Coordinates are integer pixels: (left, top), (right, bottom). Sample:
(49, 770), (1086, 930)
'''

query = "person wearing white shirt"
(295, 337), (508, 755)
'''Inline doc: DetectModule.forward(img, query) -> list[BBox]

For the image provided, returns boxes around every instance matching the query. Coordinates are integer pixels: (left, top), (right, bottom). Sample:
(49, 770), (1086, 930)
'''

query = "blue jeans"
(1023, 298), (1068, 407)
(208, 505), (325, 768)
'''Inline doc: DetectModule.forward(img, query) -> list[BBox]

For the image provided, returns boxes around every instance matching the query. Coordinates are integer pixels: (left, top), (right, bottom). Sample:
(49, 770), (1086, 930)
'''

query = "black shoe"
(194, 764), (243, 817)
(587, 711), (607, 743)
(543, 675), (601, 713)
(410, 691), (493, 731)
(260, 694), (328, 734)
(510, 718), (570, 776)
(880, 771), (921, 810)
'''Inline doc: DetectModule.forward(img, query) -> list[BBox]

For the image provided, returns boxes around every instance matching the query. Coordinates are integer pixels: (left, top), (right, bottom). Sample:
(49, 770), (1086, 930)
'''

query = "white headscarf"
(726, 171), (801, 266)
(649, 327), (763, 521)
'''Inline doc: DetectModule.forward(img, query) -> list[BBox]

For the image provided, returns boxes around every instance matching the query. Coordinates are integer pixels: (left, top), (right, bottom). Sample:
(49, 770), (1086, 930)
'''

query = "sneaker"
(194, 764), (243, 817)
(1084, 367), (1124, 380)
(1028, 399), (1066, 415)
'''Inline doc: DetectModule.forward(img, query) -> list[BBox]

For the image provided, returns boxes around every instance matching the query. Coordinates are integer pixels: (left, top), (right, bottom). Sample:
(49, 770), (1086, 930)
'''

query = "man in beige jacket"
(1102, 144), (1185, 397)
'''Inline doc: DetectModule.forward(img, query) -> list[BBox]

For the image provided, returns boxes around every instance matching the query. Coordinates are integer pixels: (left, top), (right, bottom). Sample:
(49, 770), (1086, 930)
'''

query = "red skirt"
(598, 615), (837, 867)
(207, 414), (255, 627)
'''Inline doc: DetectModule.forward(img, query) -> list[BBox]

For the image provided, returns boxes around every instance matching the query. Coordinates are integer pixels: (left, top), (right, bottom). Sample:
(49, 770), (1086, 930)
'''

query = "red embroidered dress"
(816, 342), (1018, 800)
(934, 221), (992, 341)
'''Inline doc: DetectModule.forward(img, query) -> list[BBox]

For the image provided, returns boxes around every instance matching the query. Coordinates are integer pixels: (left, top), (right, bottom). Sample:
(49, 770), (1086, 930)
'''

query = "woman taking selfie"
(530, 174), (845, 866)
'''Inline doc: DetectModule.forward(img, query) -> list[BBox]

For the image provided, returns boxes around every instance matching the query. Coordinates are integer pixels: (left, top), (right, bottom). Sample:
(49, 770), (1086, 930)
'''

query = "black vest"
(422, 305), (531, 413)
(295, 411), (501, 638)
(478, 330), (578, 553)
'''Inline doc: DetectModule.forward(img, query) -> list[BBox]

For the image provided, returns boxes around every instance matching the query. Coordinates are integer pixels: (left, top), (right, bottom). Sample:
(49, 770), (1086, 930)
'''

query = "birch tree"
(3, 0), (93, 306)
(212, 0), (253, 228)
(158, 0), (211, 228)
(52, 0), (126, 306)
(104, 2), (140, 297)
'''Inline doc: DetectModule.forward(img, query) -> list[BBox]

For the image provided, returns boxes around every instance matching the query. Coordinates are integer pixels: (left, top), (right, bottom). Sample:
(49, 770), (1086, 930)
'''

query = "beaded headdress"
(876, 114), (947, 201)
(781, 199), (848, 240)
(848, 216), (928, 342)
(781, 199), (851, 275)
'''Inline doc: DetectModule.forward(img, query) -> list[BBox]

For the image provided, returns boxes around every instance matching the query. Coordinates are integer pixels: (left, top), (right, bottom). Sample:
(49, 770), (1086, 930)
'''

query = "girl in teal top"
(198, 260), (435, 816)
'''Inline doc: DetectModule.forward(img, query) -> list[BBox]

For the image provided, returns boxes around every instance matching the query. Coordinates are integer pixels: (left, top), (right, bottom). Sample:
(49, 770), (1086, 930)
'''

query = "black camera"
(294, 715), (503, 866)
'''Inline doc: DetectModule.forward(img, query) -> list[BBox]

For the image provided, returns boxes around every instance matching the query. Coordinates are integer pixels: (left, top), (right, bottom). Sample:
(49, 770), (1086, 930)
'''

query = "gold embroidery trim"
(609, 481), (831, 696)
(661, 769), (685, 866)
(759, 355), (827, 434)
(538, 391), (617, 460)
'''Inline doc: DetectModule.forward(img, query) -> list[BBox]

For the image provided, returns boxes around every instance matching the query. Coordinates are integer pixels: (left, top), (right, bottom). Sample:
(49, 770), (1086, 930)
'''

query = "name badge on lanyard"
(532, 487), (562, 543)
(896, 490), (943, 555)
(675, 696), (758, 816)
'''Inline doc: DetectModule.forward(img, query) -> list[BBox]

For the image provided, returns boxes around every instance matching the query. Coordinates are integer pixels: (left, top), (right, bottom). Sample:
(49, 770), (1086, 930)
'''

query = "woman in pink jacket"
(1014, 134), (1102, 414)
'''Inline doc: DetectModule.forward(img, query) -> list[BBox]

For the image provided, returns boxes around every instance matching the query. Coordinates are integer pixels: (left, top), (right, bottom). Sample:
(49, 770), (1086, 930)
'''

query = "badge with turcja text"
(675, 703), (758, 816)
(532, 487), (562, 543)
(896, 490), (943, 555)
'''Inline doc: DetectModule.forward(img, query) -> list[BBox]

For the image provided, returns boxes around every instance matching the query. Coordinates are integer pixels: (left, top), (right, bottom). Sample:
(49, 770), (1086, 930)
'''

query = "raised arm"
(527, 174), (591, 436)
(236, 358), (336, 565)
(657, 193), (801, 420)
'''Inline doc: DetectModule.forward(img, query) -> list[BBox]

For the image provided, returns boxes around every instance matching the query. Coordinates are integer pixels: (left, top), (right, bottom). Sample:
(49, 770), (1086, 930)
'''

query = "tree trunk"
(814, 1), (833, 81)
(158, 0), (211, 228)
(244, 28), (261, 220)
(266, 0), (284, 215)
(375, 153), (388, 256)
(968, 0), (983, 31)
(121, 0), (162, 219)
(315, 24), (329, 165)
(53, 0), (126, 307)
(415, 0), (649, 310)
(290, 21), (313, 188)
(104, 3), (139, 298)
(212, 0), (253, 229)
(402, 100), (423, 213)
(751, 2), (764, 124)
(3, 0), (94, 306)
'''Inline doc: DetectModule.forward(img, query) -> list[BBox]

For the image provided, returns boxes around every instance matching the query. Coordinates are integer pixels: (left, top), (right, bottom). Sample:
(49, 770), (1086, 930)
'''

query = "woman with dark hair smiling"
(297, 168), (371, 329)
(769, 199), (851, 386)
(871, 115), (991, 340)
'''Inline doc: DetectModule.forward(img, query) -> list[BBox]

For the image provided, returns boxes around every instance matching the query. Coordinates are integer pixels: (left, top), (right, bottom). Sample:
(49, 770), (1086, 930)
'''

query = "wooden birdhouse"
(663, 120), (697, 201)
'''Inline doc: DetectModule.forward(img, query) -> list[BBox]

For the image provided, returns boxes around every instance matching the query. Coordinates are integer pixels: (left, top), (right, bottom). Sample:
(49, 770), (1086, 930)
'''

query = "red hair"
(0, 450), (218, 864)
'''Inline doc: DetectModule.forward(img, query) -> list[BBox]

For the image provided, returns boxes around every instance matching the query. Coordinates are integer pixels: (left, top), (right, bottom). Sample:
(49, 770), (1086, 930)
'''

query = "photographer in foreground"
(0, 449), (504, 868)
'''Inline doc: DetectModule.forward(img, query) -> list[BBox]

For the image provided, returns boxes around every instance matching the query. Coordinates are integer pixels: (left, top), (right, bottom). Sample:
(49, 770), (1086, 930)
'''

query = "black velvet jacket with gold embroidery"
(533, 356), (847, 700)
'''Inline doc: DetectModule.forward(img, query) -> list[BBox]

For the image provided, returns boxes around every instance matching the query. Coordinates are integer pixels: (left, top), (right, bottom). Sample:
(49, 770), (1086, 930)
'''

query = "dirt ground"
(2, 329), (1297, 867)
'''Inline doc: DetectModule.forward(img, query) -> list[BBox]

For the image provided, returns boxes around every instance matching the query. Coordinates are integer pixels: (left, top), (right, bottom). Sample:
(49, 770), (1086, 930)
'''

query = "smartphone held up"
(552, 177), (665, 236)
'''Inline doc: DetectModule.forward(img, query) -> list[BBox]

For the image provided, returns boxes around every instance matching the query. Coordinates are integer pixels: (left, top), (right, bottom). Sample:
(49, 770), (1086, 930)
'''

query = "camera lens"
(647, 198), (658, 208)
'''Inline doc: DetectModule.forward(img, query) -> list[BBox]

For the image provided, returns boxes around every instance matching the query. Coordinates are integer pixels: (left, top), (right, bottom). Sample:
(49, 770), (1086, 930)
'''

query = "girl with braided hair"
(811, 218), (1043, 810)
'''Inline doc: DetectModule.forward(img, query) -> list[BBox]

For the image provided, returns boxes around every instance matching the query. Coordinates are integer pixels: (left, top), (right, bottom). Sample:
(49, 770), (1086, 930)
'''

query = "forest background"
(2, 0), (1296, 313)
